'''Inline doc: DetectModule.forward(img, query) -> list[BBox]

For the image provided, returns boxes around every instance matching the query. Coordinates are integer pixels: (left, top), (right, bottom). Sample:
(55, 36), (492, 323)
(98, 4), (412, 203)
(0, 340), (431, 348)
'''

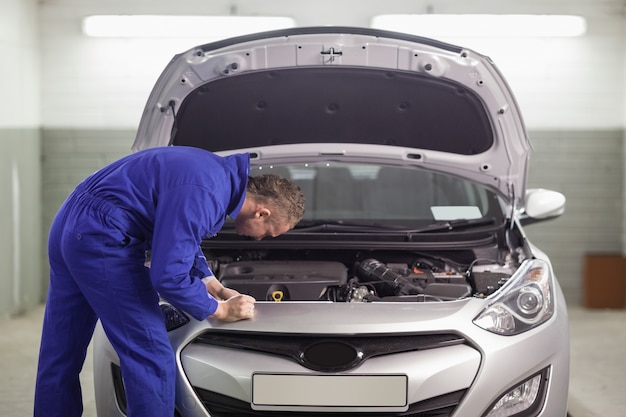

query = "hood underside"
(133, 26), (532, 204)
(172, 67), (493, 155)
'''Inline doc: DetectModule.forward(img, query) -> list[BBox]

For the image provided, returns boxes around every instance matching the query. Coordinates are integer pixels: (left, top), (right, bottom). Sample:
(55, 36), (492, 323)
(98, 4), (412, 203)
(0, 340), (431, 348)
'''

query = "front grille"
(194, 332), (466, 371)
(195, 387), (465, 417)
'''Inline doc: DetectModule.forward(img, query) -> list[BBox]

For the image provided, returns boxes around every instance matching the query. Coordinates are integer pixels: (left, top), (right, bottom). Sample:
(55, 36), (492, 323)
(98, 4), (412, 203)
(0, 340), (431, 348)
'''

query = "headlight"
(160, 302), (189, 331)
(473, 259), (554, 335)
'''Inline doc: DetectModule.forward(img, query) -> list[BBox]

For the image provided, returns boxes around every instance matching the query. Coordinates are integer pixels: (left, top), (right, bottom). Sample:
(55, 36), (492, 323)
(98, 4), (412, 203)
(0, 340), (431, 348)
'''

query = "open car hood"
(133, 26), (532, 205)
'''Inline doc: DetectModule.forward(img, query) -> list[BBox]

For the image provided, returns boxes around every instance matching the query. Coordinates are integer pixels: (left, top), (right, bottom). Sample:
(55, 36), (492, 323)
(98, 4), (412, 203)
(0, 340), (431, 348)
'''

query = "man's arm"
(202, 276), (240, 300)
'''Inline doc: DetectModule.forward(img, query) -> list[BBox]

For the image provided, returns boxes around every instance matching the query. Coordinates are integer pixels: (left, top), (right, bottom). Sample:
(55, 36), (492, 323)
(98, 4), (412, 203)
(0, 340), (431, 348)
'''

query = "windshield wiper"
(292, 218), (502, 233)
(406, 218), (502, 234)
(293, 220), (409, 233)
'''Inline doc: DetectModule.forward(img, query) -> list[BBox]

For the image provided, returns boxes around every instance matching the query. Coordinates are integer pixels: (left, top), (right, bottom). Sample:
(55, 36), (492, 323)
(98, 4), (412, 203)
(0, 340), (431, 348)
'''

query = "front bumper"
(94, 294), (569, 417)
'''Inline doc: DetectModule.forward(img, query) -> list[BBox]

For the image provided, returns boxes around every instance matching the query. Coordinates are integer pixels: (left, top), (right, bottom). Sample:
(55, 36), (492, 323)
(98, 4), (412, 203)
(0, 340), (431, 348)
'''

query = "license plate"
(252, 373), (407, 407)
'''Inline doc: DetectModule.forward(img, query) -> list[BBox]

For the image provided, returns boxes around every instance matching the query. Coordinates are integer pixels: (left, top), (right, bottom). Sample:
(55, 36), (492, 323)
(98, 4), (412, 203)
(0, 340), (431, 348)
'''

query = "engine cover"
(219, 261), (348, 301)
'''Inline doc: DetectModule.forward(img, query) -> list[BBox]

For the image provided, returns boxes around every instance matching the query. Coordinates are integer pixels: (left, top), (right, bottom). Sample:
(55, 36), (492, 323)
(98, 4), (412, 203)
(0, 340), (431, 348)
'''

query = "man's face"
(234, 216), (291, 241)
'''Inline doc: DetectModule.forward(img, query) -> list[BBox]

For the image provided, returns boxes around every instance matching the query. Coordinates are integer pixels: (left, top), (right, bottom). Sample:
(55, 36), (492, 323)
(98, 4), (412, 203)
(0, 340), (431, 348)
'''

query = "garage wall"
(524, 130), (623, 305)
(39, 130), (133, 295)
(32, 0), (626, 307)
(623, 33), (626, 257)
(0, 0), (42, 317)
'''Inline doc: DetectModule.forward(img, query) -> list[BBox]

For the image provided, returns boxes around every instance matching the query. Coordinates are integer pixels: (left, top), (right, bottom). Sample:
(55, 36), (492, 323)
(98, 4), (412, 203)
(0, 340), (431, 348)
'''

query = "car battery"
(219, 260), (348, 301)
(470, 271), (510, 296)
(403, 269), (472, 299)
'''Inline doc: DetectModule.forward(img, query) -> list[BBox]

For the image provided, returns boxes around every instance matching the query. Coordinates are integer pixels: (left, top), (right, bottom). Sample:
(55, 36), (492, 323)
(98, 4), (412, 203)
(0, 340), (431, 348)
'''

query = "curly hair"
(246, 174), (305, 228)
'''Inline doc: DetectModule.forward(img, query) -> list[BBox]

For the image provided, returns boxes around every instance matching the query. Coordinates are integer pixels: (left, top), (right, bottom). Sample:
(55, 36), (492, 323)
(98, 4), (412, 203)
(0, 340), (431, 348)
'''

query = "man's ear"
(257, 207), (271, 219)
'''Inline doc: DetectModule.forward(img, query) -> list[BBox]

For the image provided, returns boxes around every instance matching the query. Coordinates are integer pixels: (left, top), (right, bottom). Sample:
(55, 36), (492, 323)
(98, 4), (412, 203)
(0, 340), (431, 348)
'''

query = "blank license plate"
(252, 374), (407, 407)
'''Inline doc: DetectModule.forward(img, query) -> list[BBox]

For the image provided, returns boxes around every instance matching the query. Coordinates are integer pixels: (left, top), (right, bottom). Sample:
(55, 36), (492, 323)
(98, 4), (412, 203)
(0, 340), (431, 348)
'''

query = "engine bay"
(206, 247), (523, 303)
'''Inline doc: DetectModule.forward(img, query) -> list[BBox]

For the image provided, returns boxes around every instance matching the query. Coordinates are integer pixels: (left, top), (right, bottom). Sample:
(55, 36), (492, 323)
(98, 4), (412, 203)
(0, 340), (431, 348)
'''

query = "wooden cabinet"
(583, 254), (626, 309)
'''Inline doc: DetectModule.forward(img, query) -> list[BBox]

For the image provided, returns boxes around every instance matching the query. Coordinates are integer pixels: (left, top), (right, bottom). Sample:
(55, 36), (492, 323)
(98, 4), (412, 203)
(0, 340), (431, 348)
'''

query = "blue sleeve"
(189, 248), (213, 279)
(149, 184), (225, 320)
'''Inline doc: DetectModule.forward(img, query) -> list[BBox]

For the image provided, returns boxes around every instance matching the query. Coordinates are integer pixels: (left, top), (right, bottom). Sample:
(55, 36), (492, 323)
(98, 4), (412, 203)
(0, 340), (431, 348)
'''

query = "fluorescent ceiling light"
(371, 14), (587, 38)
(82, 15), (296, 38)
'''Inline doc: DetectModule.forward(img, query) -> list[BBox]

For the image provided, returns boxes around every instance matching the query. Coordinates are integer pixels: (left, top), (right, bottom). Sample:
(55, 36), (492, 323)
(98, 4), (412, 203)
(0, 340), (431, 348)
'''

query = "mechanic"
(33, 146), (305, 417)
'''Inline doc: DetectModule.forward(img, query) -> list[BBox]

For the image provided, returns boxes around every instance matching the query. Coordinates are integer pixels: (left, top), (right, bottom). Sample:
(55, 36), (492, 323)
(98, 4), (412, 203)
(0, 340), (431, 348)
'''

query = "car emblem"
(299, 340), (364, 372)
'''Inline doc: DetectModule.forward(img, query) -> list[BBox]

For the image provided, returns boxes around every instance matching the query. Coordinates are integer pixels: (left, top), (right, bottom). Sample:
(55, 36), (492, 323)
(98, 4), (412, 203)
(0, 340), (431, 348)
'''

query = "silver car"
(93, 27), (569, 417)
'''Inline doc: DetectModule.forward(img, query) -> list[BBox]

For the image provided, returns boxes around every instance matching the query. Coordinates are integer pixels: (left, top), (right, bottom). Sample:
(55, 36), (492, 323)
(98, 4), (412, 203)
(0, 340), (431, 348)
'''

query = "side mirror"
(520, 188), (566, 225)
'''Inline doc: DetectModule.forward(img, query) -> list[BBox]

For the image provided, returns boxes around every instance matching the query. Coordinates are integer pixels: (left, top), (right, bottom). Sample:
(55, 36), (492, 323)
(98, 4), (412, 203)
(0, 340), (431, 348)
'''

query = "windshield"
(250, 163), (501, 229)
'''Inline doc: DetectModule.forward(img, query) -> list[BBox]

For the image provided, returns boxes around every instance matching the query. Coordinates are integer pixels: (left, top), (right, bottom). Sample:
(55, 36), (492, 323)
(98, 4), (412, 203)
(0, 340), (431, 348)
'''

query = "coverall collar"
(225, 153), (250, 219)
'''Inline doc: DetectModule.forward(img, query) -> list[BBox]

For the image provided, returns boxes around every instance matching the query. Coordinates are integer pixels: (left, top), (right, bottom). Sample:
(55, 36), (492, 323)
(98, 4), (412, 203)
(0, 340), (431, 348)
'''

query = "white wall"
(39, 0), (625, 130)
(0, 0), (42, 317)
(0, 0), (40, 128)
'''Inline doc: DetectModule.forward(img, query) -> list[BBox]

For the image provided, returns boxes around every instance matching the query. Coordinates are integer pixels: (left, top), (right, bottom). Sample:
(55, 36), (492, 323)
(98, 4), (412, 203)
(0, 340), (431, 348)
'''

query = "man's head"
(234, 174), (305, 240)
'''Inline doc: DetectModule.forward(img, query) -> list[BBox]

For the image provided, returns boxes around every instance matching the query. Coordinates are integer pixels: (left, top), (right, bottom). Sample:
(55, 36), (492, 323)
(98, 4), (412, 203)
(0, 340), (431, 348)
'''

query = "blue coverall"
(34, 146), (249, 417)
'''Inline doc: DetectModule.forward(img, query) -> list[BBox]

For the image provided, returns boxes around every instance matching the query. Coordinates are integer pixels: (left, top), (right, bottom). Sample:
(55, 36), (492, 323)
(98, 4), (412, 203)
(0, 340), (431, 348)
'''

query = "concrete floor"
(1, 304), (624, 417)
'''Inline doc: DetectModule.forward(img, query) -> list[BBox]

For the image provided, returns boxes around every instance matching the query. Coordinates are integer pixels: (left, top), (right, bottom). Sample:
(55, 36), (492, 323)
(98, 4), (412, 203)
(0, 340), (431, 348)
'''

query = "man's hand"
(211, 295), (257, 322)
(202, 276), (256, 322)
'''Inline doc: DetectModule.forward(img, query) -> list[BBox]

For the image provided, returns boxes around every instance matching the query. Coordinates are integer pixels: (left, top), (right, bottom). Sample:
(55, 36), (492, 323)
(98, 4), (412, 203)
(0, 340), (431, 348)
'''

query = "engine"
(214, 253), (515, 303)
